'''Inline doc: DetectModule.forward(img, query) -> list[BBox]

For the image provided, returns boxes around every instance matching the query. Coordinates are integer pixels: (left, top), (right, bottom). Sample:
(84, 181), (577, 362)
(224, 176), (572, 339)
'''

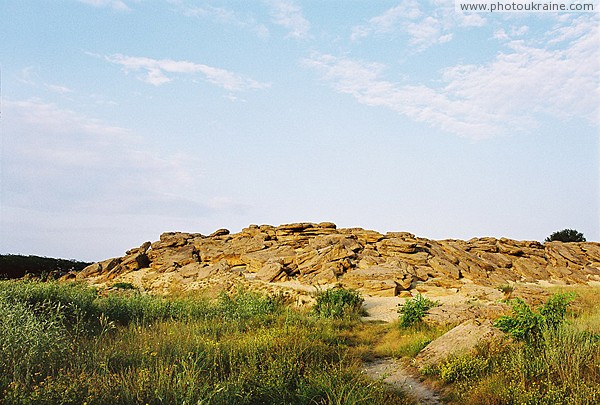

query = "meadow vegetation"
(1, 280), (598, 404)
(0, 281), (408, 405)
(421, 287), (600, 404)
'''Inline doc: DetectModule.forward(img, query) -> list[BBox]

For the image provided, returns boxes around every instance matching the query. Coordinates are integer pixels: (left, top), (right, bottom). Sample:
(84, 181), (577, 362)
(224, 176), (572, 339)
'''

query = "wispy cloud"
(304, 53), (503, 138)
(77, 0), (131, 11)
(351, 1), (421, 40)
(1, 97), (232, 258)
(170, 0), (269, 38)
(351, 0), (485, 50)
(17, 66), (74, 95)
(2, 98), (207, 216)
(266, 0), (311, 39)
(45, 84), (74, 94)
(306, 15), (599, 138)
(96, 53), (271, 91)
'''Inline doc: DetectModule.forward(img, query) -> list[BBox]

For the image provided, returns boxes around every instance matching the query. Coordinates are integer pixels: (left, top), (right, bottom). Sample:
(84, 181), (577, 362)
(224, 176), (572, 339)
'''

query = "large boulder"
(414, 319), (505, 369)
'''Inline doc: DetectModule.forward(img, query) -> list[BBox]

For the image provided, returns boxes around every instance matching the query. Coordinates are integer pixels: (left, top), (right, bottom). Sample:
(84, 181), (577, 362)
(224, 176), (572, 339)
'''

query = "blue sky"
(1, 0), (598, 261)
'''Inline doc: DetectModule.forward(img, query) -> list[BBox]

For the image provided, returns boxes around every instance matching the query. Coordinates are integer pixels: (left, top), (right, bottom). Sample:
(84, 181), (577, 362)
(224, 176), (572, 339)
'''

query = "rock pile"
(76, 222), (600, 296)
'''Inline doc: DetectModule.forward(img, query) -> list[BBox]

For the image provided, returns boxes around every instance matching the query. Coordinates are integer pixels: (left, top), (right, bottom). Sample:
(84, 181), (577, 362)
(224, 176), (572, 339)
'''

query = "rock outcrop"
(76, 222), (600, 296)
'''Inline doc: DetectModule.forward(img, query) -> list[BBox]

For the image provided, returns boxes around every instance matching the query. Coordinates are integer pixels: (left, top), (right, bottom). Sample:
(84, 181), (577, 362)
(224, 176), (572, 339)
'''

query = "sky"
(1, 0), (599, 261)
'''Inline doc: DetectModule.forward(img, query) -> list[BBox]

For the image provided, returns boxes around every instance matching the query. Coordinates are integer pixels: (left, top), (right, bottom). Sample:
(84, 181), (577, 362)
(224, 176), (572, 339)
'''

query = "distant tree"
(545, 229), (586, 243)
(0, 254), (91, 279)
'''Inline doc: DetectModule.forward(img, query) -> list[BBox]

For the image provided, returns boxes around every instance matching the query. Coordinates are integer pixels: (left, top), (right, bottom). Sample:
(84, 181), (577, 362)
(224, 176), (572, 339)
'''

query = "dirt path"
(363, 358), (442, 405)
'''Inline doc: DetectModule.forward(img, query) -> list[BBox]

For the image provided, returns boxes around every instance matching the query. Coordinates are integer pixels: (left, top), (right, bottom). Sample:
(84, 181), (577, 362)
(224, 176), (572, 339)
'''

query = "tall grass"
(0, 297), (69, 388)
(0, 280), (410, 404)
(434, 290), (600, 405)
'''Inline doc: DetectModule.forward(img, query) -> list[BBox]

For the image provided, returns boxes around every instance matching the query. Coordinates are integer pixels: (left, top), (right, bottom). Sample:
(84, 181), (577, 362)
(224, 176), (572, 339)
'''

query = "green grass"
(5, 280), (597, 404)
(0, 280), (410, 404)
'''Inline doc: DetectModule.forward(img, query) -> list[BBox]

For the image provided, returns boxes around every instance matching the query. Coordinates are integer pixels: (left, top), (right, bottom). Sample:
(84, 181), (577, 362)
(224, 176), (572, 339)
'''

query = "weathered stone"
(415, 320), (505, 369)
(209, 228), (230, 237)
(255, 260), (288, 282)
(78, 223), (600, 296)
(428, 257), (462, 280)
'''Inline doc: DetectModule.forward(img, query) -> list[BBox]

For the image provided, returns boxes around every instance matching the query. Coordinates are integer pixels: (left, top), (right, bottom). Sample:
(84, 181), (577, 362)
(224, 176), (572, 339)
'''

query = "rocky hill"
(75, 222), (600, 298)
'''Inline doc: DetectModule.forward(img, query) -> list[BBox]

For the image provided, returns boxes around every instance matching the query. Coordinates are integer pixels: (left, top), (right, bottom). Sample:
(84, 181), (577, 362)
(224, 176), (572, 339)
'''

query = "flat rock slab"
(415, 319), (504, 369)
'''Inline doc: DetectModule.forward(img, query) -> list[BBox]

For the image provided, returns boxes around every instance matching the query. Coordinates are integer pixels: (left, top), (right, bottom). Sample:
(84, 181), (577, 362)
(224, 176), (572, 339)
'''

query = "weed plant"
(397, 294), (439, 328)
(312, 287), (365, 320)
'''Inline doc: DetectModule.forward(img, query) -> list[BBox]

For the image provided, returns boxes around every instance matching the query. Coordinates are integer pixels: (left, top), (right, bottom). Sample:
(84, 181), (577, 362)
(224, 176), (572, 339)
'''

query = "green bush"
(398, 294), (439, 328)
(545, 229), (586, 242)
(439, 354), (489, 383)
(494, 293), (575, 343)
(539, 292), (576, 329)
(312, 287), (364, 319)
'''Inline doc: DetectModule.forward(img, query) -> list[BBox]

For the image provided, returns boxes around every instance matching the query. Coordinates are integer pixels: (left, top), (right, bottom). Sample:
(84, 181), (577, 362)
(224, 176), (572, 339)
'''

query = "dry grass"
(439, 288), (600, 405)
(547, 285), (600, 333)
(340, 320), (449, 362)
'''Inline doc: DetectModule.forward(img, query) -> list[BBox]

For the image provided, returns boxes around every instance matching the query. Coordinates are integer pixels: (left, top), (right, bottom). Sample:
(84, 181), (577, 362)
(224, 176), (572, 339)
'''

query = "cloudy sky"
(1, 1), (598, 261)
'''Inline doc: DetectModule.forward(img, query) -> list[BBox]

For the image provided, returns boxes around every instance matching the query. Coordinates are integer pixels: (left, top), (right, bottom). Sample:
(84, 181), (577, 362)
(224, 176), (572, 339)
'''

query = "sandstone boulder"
(415, 319), (505, 369)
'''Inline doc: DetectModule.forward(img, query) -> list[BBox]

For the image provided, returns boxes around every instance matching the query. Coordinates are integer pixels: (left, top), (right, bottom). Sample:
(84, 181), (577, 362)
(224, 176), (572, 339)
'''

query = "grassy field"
(0, 281), (409, 405)
(0, 280), (598, 404)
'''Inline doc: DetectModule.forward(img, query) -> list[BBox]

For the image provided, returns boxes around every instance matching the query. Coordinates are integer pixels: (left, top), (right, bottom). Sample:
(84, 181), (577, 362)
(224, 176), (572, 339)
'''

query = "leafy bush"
(539, 292), (576, 329)
(493, 293), (575, 343)
(545, 229), (586, 242)
(398, 294), (439, 328)
(439, 354), (489, 383)
(312, 287), (364, 319)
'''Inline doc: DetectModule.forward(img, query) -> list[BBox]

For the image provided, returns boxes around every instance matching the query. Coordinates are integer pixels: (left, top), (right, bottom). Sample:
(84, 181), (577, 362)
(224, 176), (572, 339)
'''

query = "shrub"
(312, 287), (364, 319)
(539, 292), (576, 329)
(545, 229), (586, 242)
(493, 293), (575, 344)
(398, 294), (439, 328)
(439, 354), (489, 383)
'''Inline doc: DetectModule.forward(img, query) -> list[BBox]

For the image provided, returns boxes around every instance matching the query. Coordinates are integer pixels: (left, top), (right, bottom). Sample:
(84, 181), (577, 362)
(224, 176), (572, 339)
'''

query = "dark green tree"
(545, 229), (586, 243)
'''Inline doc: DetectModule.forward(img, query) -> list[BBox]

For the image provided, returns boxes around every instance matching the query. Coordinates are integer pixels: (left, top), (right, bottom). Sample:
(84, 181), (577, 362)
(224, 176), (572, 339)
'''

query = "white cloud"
(97, 53), (271, 91)
(351, 0), (485, 50)
(306, 15), (599, 139)
(77, 0), (131, 11)
(170, 1), (269, 38)
(266, 0), (311, 39)
(351, 1), (421, 40)
(406, 15), (453, 48)
(45, 84), (74, 94)
(2, 98), (208, 216)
